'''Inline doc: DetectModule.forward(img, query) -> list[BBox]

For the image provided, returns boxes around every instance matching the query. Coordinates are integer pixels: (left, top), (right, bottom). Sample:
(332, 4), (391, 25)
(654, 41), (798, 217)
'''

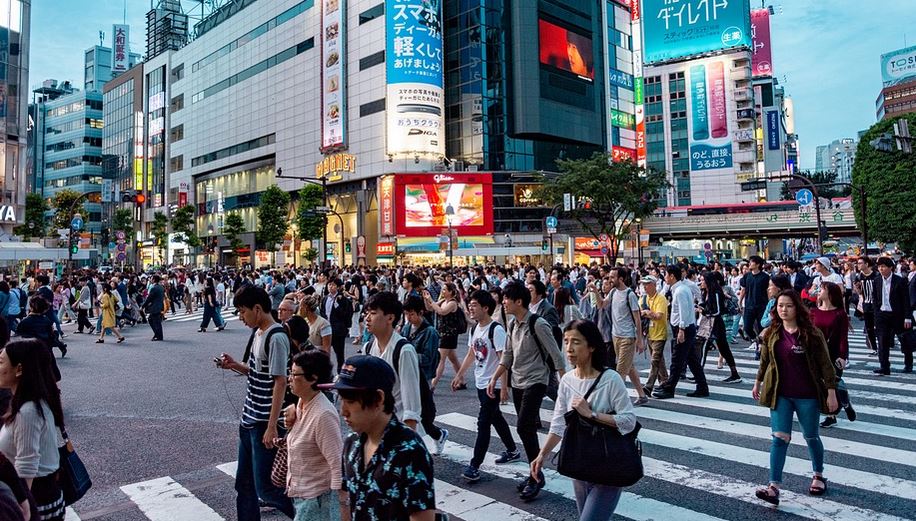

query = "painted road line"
(65, 507), (81, 521)
(216, 461), (237, 477)
(672, 364), (916, 392)
(425, 431), (731, 521)
(435, 479), (546, 520)
(726, 356), (912, 378)
(121, 476), (224, 521)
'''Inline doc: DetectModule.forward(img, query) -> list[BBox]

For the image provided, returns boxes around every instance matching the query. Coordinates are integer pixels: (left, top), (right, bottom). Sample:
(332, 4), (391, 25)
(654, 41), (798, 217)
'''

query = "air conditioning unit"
(467, 163), (478, 172)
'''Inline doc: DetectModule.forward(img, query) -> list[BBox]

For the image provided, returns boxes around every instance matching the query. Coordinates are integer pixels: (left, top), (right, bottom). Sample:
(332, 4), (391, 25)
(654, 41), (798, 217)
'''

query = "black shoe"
(198, 328), (206, 333)
(820, 416), (837, 428)
(642, 385), (653, 396)
(495, 449), (521, 464)
(516, 476), (532, 492)
(903, 367), (914, 374)
(652, 389), (675, 399)
(686, 389), (710, 398)
(873, 368), (891, 376)
(723, 375), (743, 384)
(519, 474), (545, 501)
(60, 346), (68, 358)
(844, 405), (857, 422)
(216, 326), (225, 331)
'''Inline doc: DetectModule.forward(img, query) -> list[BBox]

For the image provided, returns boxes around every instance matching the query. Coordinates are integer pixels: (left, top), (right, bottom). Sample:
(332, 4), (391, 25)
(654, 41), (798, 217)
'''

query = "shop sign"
(377, 242), (395, 256)
(315, 153), (356, 182)
(0, 205), (16, 222)
(575, 237), (602, 250)
(379, 175), (395, 235)
(513, 184), (542, 208)
(321, 0), (347, 149)
(112, 24), (130, 73)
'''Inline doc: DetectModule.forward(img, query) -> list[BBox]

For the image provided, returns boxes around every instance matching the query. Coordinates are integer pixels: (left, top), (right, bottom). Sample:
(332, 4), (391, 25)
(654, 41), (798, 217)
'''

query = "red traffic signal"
(135, 194), (146, 204)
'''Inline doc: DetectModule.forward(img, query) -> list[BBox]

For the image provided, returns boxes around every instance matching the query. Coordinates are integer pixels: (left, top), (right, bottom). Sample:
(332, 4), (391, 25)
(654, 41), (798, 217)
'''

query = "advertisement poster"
(394, 173), (493, 237)
(321, 0), (347, 150)
(750, 9), (772, 77)
(379, 175), (395, 236)
(539, 19), (594, 80)
(687, 57), (733, 173)
(642, 0), (752, 64)
(766, 110), (780, 150)
(631, 0), (646, 166)
(386, 0), (444, 158)
(881, 45), (916, 87)
(112, 24), (129, 74)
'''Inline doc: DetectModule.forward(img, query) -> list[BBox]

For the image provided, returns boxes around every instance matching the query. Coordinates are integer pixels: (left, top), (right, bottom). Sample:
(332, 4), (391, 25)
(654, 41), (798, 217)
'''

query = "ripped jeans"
(769, 396), (824, 484)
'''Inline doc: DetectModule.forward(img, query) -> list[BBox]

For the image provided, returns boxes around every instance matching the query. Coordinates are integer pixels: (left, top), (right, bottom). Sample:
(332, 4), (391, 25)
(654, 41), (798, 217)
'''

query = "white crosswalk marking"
(121, 476), (223, 521)
(435, 479), (547, 520)
(64, 507), (81, 521)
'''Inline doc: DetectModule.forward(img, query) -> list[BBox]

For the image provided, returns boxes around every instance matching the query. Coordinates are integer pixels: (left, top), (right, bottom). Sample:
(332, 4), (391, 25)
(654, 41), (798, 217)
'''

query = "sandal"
(755, 484), (780, 505)
(809, 475), (827, 496)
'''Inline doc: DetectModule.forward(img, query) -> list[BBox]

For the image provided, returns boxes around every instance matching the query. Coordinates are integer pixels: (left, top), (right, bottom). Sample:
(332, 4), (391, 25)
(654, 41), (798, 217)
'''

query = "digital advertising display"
(394, 173), (493, 237)
(321, 0), (347, 150)
(641, 0), (752, 65)
(685, 56), (735, 175)
(750, 8), (772, 77)
(386, 0), (445, 158)
(539, 19), (595, 81)
(881, 45), (916, 87)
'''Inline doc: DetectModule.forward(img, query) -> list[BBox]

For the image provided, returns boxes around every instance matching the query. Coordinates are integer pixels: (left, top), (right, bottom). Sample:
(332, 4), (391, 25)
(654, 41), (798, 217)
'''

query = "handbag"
(556, 370), (644, 487)
(58, 430), (92, 506)
(270, 438), (288, 489)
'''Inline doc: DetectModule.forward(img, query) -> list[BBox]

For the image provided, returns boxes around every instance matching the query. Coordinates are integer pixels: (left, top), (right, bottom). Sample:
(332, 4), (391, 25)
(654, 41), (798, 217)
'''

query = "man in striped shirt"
(219, 286), (294, 520)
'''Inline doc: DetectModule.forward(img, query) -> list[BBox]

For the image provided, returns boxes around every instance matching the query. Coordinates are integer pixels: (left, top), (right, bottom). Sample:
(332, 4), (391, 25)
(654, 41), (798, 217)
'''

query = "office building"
(84, 44), (141, 92)
(0, 0), (30, 238)
(815, 138), (857, 185)
(878, 45), (916, 120)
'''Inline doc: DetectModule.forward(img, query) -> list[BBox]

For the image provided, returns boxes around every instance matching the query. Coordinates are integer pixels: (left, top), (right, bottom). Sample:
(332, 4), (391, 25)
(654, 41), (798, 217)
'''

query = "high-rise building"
(0, 0), (30, 238)
(84, 44), (141, 92)
(877, 45), (916, 120)
(146, 0), (188, 61)
(814, 138), (857, 184)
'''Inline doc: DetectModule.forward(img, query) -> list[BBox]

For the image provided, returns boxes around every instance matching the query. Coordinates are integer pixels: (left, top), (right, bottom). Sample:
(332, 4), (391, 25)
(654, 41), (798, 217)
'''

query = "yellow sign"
(316, 153), (357, 182)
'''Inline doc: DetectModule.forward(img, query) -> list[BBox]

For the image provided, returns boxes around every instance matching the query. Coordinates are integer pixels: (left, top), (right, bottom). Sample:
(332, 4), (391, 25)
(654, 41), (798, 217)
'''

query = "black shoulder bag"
(556, 370), (644, 487)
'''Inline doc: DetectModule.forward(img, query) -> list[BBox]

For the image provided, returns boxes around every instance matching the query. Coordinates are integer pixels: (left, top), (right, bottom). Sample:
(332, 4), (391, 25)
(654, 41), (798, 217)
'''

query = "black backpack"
(16, 288), (27, 319)
(243, 326), (296, 408)
(525, 314), (561, 401)
(402, 321), (441, 382)
(367, 338), (437, 428)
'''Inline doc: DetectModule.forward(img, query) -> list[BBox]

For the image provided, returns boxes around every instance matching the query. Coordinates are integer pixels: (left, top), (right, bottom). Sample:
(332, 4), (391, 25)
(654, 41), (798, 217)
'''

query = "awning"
(0, 242), (90, 261)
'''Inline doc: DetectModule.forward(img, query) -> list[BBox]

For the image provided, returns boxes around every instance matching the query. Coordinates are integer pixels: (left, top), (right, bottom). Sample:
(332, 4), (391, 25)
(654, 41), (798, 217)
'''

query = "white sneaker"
(746, 341), (758, 351)
(435, 428), (449, 456)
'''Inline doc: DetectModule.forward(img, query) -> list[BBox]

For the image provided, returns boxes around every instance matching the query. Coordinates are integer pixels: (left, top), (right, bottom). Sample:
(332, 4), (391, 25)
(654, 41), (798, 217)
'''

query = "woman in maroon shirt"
(811, 282), (855, 428)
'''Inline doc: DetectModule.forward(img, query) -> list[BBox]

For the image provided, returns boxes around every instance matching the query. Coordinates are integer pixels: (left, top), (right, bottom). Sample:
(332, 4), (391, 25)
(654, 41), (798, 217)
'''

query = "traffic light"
(542, 239), (549, 251)
(345, 242), (352, 254)
(69, 233), (79, 255)
(135, 193), (146, 205)
(121, 191), (147, 204)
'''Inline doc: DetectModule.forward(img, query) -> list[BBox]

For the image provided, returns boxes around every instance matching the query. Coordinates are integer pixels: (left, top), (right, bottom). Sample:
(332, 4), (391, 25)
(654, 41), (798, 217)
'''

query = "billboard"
(750, 9), (772, 77)
(881, 45), (916, 87)
(539, 19), (595, 81)
(686, 56), (734, 175)
(385, 0), (444, 158)
(379, 175), (395, 236)
(766, 109), (780, 150)
(112, 24), (129, 74)
(631, 0), (646, 165)
(642, 0), (752, 65)
(394, 173), (493, 237)
(321, 0), (347, 150)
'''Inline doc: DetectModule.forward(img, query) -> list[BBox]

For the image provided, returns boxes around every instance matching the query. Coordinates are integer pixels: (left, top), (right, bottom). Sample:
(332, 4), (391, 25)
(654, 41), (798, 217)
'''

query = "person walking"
(740, 256), (771, 341)
(298, 295), (332, 355)
(96, 285), (125, 344)
(595, 267), (648, 405)
(653, 265), (708, 399)
(320, 278), (354, 373)
(530, 319), (636, 521)
(639, 275), (668, 395)
(811, 282), (856, 428)
(143, 275), (165, 341)
(854, 256), (880, 356)
(198, 278), (224, 332)
(73, 279), (95, 335)
(699, 272), (741, 383)
(423, 282), (464, 390)
(872, 257), (914, 375)
(753, 289), (838, 505)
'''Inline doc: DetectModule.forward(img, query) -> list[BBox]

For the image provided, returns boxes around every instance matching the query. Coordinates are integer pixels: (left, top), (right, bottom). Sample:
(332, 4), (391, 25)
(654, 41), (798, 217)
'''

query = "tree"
(537, 152), (669, 263)
(51, 189), (87, 231)
(779, 170), (850, 200)
(852, 112), (916, 253)
(302, 247), (319, 265)
(223, 213), (246, 265)
(111, 208), (134, 238)
(151, 211), (169, 264)
(170, 205), (201, 249)
(257, 185), (290, 255)
(13, 193), (49, 240)
(295, 183), (327, 241)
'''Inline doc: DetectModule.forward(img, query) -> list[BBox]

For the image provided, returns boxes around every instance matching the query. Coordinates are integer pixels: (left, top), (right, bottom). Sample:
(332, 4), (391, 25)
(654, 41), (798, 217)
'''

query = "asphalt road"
(55, 307), (916, 521)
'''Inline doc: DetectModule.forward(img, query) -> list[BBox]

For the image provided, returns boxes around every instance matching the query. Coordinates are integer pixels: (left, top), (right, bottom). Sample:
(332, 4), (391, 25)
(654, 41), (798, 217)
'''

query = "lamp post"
(445, 204), (455, 268)
(635, 218), (643, 265)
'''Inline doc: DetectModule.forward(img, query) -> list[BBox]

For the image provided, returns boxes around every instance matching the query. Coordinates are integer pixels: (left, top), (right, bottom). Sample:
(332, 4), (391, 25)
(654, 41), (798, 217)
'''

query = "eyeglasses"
(288, 372), (306, 378)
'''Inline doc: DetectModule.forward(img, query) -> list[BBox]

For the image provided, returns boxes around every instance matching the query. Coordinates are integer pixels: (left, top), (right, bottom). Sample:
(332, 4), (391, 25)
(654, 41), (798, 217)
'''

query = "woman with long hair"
(811, 282), (855, 428)
(699, 272), (741, 382)
(530, 320), (636, 520)
(96, 285), (125, 344)
(752, 290), (838, 505)
(423, 282), (464, 390)
(298, 295), (333, 355)
(0, 339), (67, 521)
(198, 278), (223, 333)
(554, 287), (582, 329)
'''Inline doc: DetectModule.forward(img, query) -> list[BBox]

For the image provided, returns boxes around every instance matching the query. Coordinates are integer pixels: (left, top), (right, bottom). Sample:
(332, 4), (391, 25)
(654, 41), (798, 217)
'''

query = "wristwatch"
(590, 411), (598, 420)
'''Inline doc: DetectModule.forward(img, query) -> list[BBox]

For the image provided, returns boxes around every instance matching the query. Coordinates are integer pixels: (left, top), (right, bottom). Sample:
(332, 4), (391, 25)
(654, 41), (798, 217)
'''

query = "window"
(359, 50), (385, 70)
(170, 64), (185, 83)
(170, 124), (184, 142)
(170, 93), (184, 112)
(359, 3), (384, 24)
(191, 134), (276, 167)
(170, 155), (184, 172)
(360, 98), (385, 117)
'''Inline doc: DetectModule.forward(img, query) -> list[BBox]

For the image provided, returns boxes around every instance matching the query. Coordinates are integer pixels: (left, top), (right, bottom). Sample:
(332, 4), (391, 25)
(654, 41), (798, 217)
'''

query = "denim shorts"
(293, 490), (340, 521)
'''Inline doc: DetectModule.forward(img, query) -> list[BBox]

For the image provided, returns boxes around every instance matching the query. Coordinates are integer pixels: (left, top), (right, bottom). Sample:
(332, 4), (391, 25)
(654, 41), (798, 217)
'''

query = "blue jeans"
(236, 423), (294, 520)
(769, 396), (824, 484)
(292, 491), (339, 521)
(214, 305), (226, 327)
(573, 479), (621, 521)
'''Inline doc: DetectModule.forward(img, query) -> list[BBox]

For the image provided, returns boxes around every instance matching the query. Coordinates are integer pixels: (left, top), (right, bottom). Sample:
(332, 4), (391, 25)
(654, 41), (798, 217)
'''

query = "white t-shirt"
(468, 321), (507, 389)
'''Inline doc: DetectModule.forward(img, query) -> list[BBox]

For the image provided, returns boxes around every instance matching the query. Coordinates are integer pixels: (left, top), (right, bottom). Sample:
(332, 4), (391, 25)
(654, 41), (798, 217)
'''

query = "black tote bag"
(58, 432), (92, 506)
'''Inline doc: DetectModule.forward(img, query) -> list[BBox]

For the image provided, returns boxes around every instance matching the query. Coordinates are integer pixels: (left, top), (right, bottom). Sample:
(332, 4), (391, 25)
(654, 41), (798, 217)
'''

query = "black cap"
(319, 355), (395, 392)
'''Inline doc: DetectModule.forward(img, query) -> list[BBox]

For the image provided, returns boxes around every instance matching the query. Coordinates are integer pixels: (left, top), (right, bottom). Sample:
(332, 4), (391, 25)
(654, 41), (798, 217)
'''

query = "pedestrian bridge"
(642, 206), (859, 240)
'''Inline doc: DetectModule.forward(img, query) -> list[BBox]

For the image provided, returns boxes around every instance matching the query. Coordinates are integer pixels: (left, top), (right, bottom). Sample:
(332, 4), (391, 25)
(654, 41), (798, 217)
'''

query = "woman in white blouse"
(530, 319), (636, 521)
(0, 339), (66, 521)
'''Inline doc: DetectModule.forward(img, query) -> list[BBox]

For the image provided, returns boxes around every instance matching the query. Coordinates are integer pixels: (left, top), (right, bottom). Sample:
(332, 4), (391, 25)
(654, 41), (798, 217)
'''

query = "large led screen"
(538, 19), (594, 81)
(394, 173), (494, 237)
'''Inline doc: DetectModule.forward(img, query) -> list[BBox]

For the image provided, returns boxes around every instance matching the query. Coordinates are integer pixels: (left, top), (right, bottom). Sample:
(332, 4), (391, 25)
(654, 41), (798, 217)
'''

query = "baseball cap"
(816, 257), (832, 270)
(640, 275), (658, 285)
(319, 355), (395, 392)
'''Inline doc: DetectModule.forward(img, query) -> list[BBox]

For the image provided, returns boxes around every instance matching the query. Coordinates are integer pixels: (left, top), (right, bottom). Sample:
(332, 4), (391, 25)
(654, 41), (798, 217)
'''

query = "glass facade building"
(0, 0), (29, 235)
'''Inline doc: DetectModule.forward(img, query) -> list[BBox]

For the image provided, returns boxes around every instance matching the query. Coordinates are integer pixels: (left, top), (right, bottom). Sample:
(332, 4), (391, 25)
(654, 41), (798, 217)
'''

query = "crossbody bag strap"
(583, 369), (608, 401)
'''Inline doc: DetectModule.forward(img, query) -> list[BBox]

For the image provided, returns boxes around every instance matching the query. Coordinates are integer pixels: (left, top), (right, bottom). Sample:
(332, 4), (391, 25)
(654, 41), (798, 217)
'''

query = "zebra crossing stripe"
(435, 479), (547, 520)
(120, 476), (224, 521)
(64, 507), (81, 521)
(672, 364), (916, 392)
(725, 356), (911, 377)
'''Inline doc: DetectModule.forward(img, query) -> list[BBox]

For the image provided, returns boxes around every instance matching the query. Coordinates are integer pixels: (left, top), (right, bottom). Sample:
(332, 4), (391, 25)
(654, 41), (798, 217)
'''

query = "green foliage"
(223, 213), (246, 260)
(13, 193), (49, 240)
(112, 209), (134, 237)
(537, 152), (669, 262)
(51, 189), (87, 231)
(779, 170), (850, 200)
(257, 185), (291, 252)
(151, 211), (169, 262)
(303, 247), (319, 264)
(852, 113), (916, 253)
(295, 183), (327, 240)
(170, 205), (201, 249)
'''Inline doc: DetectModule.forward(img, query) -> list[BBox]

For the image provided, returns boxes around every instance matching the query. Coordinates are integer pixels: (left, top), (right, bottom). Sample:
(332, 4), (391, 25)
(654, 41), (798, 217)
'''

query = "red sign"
(709, 61), (727, 139)
(178, 191), (187, 207)
(629, 0), (640, 21)
(394, 172), (494, 238)
(575, 237), (601, 250)
(612, 146), (636, 162)
(751, 9), (773, 77)
(377, 242), (395, 256)
(379, 175), (395, 236)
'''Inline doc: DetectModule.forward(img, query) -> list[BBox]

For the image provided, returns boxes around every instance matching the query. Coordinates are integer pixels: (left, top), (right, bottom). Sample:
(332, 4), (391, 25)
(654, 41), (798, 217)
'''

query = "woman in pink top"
(284, 350), (346, 520)
(810, 282), (855, 428)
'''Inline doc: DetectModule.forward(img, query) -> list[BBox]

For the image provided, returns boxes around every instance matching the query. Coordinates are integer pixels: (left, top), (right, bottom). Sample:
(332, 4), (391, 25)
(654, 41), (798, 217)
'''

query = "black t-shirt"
(741, 271), (771, 310)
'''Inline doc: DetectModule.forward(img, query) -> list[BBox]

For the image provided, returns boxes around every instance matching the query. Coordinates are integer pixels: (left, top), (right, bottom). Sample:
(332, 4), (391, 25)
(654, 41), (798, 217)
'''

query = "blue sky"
(29, 1), (915, 170)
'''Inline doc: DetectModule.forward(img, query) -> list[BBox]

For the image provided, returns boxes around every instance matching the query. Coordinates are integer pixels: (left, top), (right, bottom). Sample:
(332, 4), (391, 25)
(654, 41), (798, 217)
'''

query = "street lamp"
(635, 218), (643, 265)
(445, 204), (455, 267)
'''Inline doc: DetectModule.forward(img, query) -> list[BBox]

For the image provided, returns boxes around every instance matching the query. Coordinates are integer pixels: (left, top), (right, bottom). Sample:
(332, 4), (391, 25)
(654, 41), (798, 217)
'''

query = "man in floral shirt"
(323, 355), (436, 521)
